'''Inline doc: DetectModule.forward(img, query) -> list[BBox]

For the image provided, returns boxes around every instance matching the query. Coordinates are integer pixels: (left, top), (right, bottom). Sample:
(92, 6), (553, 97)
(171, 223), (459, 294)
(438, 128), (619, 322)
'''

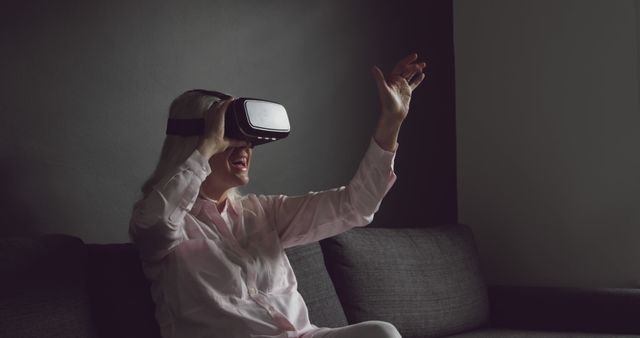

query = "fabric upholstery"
(87, 243), (161, 338)
(285, 241), (349, 329)
(0, 234), (96, 338)
(321, 224), (489, 338)
(446, 328), (640, 337)
(2, 227), (638, 338)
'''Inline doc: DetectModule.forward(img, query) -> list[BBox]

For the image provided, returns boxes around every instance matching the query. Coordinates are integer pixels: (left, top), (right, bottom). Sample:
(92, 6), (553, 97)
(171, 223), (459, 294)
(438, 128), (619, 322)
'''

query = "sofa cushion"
(87, 243), (161, 338)
(0, 234), (96, 338)
(285, 241), (349, 328)
(321, 224), (489, 338)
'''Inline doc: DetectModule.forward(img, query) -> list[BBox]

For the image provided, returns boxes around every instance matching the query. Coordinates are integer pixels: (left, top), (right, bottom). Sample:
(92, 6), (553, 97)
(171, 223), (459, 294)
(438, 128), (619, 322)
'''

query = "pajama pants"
(302, 321), (402, 338)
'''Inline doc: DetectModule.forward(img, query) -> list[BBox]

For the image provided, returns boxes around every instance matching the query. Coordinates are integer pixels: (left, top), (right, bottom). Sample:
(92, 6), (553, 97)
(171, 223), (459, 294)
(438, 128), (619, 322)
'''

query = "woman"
(130, 53), (426, 338)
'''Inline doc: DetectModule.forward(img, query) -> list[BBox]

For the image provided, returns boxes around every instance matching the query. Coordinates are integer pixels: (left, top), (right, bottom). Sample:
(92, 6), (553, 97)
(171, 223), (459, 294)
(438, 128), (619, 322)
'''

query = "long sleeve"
(257, 138), (397, 249)
(129, 149), (211, 262)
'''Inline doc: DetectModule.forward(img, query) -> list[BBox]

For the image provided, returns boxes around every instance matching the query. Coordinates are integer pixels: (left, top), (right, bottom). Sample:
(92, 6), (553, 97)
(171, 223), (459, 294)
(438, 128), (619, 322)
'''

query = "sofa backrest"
(0, 224), (487, 338)
(320, 224), (490, 338)
(285, 242), (349, 328)
(0, 234), (96, 338)
(86, 243), (161, 338)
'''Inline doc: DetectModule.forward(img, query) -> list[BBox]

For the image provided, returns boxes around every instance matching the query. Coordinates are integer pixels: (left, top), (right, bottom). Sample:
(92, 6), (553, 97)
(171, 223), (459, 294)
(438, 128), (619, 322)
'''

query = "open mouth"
(229, 156), (248, 171)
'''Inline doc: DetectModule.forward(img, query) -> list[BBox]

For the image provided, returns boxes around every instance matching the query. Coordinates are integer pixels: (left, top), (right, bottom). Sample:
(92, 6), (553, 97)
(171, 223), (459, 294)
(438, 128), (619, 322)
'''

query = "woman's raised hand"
(371, 53), (426, 151)
(196, 98), (250, 159)
(372, 53), (426, 122)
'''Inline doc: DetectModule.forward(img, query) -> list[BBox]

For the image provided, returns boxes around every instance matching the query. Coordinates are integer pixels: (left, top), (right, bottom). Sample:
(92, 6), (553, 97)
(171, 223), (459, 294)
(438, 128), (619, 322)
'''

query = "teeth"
(231, 158), (247, 166)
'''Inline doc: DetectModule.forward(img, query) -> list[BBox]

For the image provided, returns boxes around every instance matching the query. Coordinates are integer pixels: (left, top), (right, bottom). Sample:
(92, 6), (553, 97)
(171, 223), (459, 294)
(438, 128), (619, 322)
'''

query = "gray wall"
(1, 1), (457, 243)
(455, 0), (640, 287)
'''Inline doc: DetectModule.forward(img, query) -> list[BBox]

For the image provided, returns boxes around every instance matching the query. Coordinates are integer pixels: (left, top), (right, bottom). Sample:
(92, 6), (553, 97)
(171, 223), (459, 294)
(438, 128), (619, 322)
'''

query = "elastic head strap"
(166, 118), (204, 136)
(165, 89), (232, 135)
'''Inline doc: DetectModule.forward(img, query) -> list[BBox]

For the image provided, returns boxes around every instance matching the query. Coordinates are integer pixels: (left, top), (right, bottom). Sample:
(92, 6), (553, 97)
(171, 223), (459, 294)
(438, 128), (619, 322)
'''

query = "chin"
(234, 174), (250, 186)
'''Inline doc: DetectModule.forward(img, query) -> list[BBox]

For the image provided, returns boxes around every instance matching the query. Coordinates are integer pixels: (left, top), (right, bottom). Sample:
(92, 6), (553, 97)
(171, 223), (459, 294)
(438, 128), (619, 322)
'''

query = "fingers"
(390, 53), (426, 89)
(214, 99), (247, 149)
(204, 99), (223, 122)
(404, 63), (426, 86)
(392, 53), (418, 75)
(401, 62), (426, 78)
(212, 98), (233, 117)
(371, 65), (389, 94)
(210, 98), (233, 131)
(200, 97), (233, 143)
(409, 72), (426, 90)
(373, 55), (427, 93)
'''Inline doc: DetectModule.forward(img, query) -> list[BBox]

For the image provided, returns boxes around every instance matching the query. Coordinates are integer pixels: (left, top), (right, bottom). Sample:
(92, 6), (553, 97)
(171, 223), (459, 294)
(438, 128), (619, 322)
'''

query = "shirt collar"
(226, 197), (239, 217)
(192, 191), (238, 217)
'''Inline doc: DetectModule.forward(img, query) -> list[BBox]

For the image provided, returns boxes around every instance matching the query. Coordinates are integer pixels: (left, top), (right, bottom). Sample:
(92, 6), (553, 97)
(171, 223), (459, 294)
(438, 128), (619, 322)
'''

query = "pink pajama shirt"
(129, 139), (397, 338)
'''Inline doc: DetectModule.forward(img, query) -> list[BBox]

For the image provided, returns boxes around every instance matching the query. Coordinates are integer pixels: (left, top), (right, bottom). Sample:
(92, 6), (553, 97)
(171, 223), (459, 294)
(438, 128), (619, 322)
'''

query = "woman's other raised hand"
(371, 53), (426, 151)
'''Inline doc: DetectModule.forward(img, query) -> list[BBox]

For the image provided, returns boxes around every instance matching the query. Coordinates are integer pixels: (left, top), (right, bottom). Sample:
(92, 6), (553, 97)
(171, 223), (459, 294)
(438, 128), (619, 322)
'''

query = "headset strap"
(165, 89), (231, 135)
(166, 118), (204, 136)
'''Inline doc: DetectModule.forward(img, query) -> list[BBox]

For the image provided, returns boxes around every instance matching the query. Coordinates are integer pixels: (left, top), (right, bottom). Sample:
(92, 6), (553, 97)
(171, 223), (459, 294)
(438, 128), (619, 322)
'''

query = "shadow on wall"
(0, 151), (71, 238)
(0, 154), (38, 237)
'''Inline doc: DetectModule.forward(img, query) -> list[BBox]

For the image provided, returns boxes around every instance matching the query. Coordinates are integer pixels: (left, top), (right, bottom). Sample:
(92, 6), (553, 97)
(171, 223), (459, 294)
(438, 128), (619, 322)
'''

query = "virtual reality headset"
(166, 89), (290, 146)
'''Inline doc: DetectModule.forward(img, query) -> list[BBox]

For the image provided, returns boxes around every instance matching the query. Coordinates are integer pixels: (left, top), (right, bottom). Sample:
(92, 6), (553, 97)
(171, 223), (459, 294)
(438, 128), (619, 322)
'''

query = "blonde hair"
(139, 90), (221, 198)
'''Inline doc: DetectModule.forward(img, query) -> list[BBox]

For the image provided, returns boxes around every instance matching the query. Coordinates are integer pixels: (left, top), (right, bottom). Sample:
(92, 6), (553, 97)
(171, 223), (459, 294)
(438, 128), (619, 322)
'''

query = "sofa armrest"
(487, 285), (640, 334)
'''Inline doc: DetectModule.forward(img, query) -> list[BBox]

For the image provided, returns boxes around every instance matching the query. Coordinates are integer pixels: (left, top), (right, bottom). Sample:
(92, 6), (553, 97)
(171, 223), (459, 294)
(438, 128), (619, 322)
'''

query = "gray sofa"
(1, 224), (639, 337)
